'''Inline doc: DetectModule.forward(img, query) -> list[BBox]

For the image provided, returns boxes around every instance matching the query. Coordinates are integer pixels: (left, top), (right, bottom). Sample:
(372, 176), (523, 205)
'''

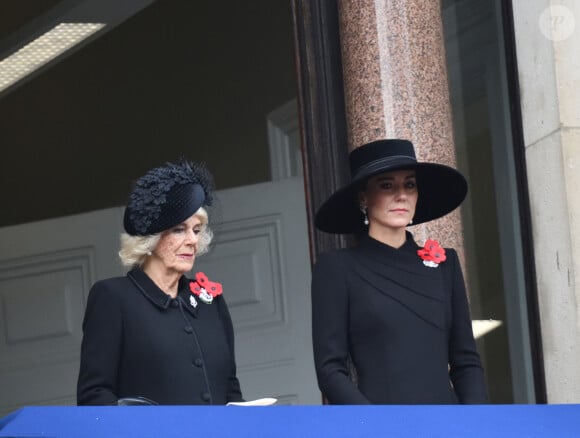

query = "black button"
(193, 358), (203, 367)
(184, 326), (193, 333)
(171, 300), (179, 308)
(201, 392), (211, 402)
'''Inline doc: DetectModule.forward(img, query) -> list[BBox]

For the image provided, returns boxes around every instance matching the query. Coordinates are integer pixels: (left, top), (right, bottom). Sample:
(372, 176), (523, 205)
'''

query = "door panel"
(195, 177), (319, 404)
(0, 208), (124, 415)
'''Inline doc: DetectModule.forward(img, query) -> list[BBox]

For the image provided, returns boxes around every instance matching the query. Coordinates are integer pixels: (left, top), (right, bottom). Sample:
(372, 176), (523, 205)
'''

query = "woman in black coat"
(312, 139), (488, 405)
(77, 160), (243, 405)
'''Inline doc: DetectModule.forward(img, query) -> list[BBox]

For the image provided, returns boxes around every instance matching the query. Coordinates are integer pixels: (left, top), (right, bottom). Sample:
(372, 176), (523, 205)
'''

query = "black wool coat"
(77, 269), (243, 405)
(311, 233), (488, 404)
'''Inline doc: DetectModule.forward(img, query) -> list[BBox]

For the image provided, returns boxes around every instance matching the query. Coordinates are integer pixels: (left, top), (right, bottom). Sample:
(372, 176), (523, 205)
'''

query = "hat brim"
(314, 163), (467, 234)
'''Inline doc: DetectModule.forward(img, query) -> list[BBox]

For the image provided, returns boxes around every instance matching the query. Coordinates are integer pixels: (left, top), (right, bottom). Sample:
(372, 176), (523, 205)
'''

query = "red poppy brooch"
(189, 272), (223, 306)
(417, 239), (446, 268)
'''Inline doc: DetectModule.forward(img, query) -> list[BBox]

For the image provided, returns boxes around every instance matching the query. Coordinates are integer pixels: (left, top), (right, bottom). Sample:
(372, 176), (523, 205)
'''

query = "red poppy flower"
(417, 239), (446, 267)
(190, 272), (223, 298)
(195, 272), (208, 287)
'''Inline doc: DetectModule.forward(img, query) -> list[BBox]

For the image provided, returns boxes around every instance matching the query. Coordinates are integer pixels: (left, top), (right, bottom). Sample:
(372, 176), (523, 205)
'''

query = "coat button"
(171, 300), (179, 308)
(201, 392), (211, 402)
(193, 358), (203, 367)
(184, 326), (193, 334)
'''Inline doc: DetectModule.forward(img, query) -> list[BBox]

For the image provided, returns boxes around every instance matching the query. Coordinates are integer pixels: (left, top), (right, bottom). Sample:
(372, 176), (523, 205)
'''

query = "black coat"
(311, 233), (488, 404)
(77, 269), (243, 405)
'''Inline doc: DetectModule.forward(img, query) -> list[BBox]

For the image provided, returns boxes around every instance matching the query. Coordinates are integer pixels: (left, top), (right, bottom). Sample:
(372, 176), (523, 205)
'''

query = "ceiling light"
(0, 22), (105, 93)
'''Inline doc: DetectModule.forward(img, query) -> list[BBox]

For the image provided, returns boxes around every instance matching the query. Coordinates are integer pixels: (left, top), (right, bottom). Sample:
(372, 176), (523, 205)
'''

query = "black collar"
(127, 269), (198, 317)
(355, 232), (425, 273)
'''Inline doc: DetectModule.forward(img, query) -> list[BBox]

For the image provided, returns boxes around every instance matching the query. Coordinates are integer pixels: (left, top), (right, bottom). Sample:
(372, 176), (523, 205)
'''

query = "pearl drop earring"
(361, 207), (369, 226)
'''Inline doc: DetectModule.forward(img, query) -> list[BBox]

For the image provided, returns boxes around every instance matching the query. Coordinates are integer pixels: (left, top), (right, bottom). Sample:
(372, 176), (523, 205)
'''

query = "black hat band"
(352, 155), (418, 182)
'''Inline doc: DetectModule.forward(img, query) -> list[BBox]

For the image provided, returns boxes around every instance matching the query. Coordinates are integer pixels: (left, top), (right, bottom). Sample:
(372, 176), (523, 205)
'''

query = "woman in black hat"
(312, 139), (487, 404)
(77, 160), (243, 405)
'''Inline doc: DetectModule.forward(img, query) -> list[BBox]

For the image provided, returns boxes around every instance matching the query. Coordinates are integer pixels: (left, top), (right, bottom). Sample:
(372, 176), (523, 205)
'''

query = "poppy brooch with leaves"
(189, 272), (223, 305)
(417, 239), (446, 268)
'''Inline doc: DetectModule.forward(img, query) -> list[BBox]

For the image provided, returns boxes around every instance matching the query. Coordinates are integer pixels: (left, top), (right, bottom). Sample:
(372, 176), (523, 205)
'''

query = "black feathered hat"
(123, 160), (214, 236)
(315, 139), (467, 234)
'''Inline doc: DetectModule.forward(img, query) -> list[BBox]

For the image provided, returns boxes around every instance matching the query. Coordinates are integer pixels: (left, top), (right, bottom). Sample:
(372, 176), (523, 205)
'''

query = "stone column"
(337, 0), (464, 256)
(512, 0), (580, 402)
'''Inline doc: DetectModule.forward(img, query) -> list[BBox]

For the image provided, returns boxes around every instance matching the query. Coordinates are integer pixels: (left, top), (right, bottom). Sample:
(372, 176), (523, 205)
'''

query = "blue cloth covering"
(1, 405), (579, 438)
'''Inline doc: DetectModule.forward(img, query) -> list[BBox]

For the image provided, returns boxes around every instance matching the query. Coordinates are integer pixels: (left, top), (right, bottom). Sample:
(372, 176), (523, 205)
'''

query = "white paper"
(226, 397), (277, 406)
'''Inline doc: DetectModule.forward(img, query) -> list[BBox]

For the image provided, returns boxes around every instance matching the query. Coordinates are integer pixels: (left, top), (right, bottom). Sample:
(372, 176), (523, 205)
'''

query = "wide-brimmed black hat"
(315, 139), (467, 234)
(123, 160), (214, 236)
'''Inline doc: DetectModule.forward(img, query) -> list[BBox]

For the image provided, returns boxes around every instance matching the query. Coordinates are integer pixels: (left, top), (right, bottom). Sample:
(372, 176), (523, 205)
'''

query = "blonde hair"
(119, 207), (213, 269)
